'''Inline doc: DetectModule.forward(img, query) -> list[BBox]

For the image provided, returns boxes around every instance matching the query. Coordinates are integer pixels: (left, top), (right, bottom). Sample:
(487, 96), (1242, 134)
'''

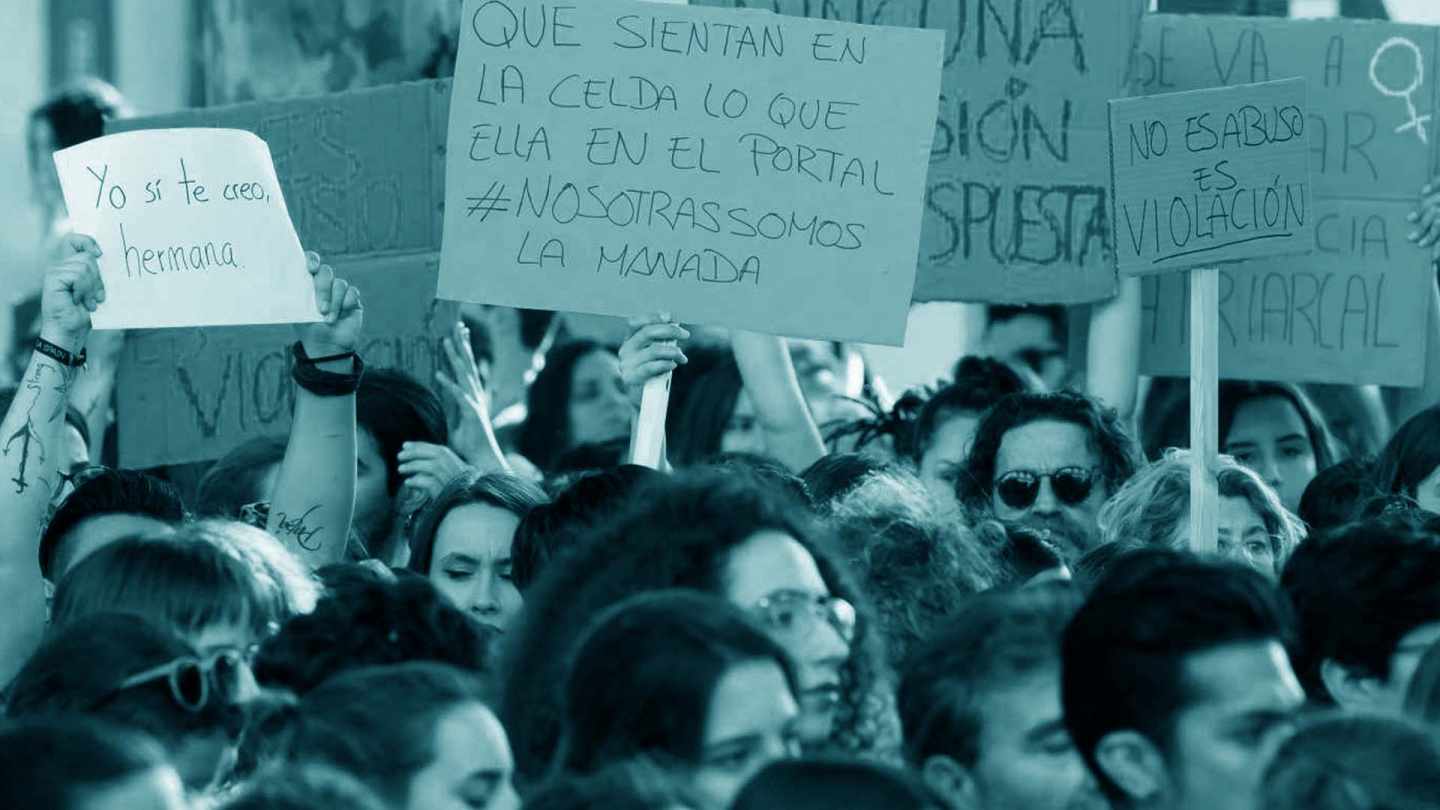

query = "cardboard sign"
(694, 0), (1147, 304)
(53, 129), (320, 330)
(437, 0), (944, 345)
(108, 82), (459, 468)
(1133, 15), (1438, 387)
(1108, 78), (1311, 275)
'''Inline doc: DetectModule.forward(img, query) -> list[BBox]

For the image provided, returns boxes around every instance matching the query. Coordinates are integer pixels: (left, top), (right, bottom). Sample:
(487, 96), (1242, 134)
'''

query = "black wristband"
(290, 341), (363, 396)
(304, 350), (357, 365)
(34, 337), (86, 368)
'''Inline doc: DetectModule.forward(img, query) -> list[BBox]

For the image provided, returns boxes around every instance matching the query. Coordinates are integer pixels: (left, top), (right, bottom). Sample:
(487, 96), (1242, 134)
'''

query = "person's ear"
(920, 754), (978, 810)
(1094, 731), (1168, 804)
(1320, 658), (1385, 710)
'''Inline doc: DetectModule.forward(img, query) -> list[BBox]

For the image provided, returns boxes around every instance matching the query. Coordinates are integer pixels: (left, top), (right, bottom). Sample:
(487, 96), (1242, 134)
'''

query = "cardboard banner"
(437, 0), (944, 345)
(694, 0), (1147, 304)
(1108, 78), (1312, 275)
(1133, 15), (1438, 387)
(54, 129), (320, 330)
(109, 81), (458, 468)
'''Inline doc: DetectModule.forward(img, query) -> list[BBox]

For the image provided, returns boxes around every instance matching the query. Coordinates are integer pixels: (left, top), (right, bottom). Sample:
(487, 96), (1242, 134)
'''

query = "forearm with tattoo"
(1, 359), (74, 498)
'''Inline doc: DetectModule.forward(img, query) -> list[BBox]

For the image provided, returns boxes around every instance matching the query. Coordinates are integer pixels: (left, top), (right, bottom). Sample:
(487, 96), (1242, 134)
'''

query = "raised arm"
(438, 320), (509, 475)
(618, 313), (689, 471)
(1086, 276), (1142, 422)
(0, 235), (103, 683)
(266, 254), (363, 568)
(731, 331), (826, 473)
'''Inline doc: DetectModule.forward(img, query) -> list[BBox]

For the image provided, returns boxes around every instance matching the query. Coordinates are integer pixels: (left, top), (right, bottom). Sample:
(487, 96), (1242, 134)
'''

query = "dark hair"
(407, 471), (546, 576)
(668, 354), (744, 467)
(512, 465), (661, 591)
(195, 435), (288, 519)
(550, 437), (630, 476)
(913, 357), (1029, 463)
(356, 369), (448, 496)
(957, 391), (1141, 513)
(988, 304), (1065, 338)
(1299, 458), (1378, 534)
(218, 764), (388, 810)
(1062, 553), (1295, 803)
(802, 453), (895, 508)
(29, 80), (128, 150)
(519, 341), (611, 472)
(1260, 713), (1440, 810)
(525, 758), (698, 810)
(556, 591), (798, 776)
(0, 385), (89, 452)
(705, 453), (813, 507)
(1375, 406), (1440, 505)
(1219, 381), (1339, 470)
(0, 716), (171, 810)
(824, 389), (927, 461)
(1071, 542), (1130, 593)
(520, 308), (558, 350)
(254, 568), (494, 697)
(733, 758), (941, 810)
(284, 663), (492, 807)
(39, 468), (186, 580)
(500, 470), (886, 786)
(900, 584), (1080, 768)
(1280, 518), (1440, 704)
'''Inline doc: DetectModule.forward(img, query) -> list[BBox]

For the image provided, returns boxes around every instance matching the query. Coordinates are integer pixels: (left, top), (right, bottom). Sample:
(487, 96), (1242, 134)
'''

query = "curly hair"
(912, 357), (1030, 464)
(956, 391), (1141, 515)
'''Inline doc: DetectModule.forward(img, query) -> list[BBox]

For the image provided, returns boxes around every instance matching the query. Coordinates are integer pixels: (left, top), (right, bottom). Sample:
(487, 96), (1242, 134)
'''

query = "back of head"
(407, 470), (547, 576)
(219, 765), (387, 810)
(732, 758), (941, 810)
(1376, 406), (1440, 503)
(356, 368), (448, 495)
(196, 436), (289, 519)
(30, 80), (130, 148)
(0, 716), (171, 810)
(182, 519), (320, 622)
(525, 759), (699, 810)
(1299, 457), (1378, 535)
(802, 453), (894, 508)
(512, 465), (660, 590)
(40, 468), (186, 580)
(1260, 713), (1440, 810)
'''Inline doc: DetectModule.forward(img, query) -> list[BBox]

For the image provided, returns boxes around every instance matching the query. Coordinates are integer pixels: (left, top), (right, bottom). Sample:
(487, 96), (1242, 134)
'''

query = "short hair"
(1260, 713), (1440, 810)
(0, 385), (90, 452)
(285, 663), (491, 807)
(195, 435), (288, 519)
(253, 568), (494, 697)
(519, 341), (609, 472)
(406, 471), (547, 576)
(957, 391), (1142, 514)
(801, 453), (895, 509)
(1299, 458), (1379, 535)
(356, 369), (448, 496)
(1219, 381), (1339, 471)
(511, 465), (662, 591)
(556, 591), (798, 776)
(29, 80), (129, 150)
(1062, 553), (1295, 803)
(39, 468), (186, 580)
(1375, 406), (1440, 505)
(733, 759), (941, 810)
(1280, 518), (1440, 703)
(913, 357), (1028, 463)
(184, 519), (320, 622)
(899, 584), (1080, 768)
(1096, 449), (1304, 573)
(0, 717), (171, 810)
(218, 764), (388, 810)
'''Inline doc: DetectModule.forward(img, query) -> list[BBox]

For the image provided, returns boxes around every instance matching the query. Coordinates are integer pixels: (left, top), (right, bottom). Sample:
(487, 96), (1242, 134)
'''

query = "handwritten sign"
(437, 0), (943, 345)
(53, 129), (319, 330)
(1133, 15), (1438, 387)
(1109, 78), (1311, 275)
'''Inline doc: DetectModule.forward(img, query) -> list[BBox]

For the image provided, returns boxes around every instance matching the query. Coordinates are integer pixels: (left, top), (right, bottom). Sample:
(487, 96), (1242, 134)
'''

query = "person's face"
(1166, 641), (1305, 810)
(54, 514), (176, 580)
(407, 702), (520, 810)
(720, 390), (767, 457)
(567, 350), (632, 448)
(1171, 496), (1277, 578)
(428, 503), (524, 633)
(722, 531), (850, 747)
(990, 420), (1106, 559)
(985, 315), (1066, 390)
(692, 659), (801, 810)
(79, 766), (189, 810)
(1223, 397), (1317, 514)
(187, 621), (262, 702)
(355, 428), (396, 549)
(966, 670), (1106, 810)
(918, 412), (978, 513)
(27, 118), (63, 217)
(1413, 464), (1440, 515)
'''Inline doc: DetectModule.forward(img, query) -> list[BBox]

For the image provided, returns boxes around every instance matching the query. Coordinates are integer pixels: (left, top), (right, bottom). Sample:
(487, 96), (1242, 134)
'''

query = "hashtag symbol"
(465, 182), (511, 222)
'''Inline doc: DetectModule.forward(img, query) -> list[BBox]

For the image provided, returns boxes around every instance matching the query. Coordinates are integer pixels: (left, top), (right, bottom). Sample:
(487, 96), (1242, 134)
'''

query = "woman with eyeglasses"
(501, 469), (888, 788)
(552, 591), (802, 809)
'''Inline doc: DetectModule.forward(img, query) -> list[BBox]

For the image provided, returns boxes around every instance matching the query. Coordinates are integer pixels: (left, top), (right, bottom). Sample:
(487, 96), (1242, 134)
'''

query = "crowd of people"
(8, 80), (1440, 810)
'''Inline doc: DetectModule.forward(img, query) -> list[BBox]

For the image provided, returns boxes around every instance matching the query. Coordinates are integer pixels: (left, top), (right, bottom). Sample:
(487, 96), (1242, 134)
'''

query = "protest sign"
(1108, 78), (1311, 275)
(108, 81), (458, 468)
(437, 0), (944, 346)
(1132, 15), (1439, 387)
(53, 129), (319, 330)
(694, 0), (1147, 304)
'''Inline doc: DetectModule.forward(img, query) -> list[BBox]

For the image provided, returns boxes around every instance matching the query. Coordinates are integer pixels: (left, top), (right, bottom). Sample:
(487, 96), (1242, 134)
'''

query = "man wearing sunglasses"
(958, 391), (1141, 561)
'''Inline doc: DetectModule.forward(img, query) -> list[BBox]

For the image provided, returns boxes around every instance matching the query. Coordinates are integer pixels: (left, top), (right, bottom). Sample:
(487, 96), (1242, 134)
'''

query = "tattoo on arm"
(273, 504), (325, 551)
(1, 360), (73, 496)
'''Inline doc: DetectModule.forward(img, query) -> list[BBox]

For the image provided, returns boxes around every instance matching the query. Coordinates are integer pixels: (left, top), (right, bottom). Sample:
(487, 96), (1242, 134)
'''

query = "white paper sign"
(53, 128), (320, 330)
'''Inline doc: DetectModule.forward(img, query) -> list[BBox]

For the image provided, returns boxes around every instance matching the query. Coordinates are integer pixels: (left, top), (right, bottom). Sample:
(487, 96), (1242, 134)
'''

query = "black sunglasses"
(995, 466), (1098, 510)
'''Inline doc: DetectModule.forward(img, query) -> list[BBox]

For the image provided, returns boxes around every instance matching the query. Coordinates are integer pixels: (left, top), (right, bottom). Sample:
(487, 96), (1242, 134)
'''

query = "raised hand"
(296, 251), (364, 357)
(618, 313), (689, 411)
(436, 320), (494, 460)
(1409, 179), (1440, 260)
(397, 441), (469, 501)
(40, 234), (105, 354)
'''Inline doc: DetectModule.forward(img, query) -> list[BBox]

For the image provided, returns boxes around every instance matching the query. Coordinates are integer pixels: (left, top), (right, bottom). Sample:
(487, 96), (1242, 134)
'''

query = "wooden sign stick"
(630, 372), (671, 470)
(1189, 266), (1220, 555)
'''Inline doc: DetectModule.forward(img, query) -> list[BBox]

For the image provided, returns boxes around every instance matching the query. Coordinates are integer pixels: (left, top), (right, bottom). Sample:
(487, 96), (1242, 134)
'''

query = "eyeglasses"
(752, 590), (856, 645)
(90, 649), (246, 714)
(994, 466), (1098, 510)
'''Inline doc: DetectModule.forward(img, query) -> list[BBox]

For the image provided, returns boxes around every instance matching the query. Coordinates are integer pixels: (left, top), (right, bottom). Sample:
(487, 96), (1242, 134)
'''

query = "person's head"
(253, 568), (494, 697)
(732, 758), (942, 810)
(1280, 517), (1440, 713)
(958, 391), (1141, 560)
(801, 453), (895, 510)
(217, 764), (388, 810)
(285, 663), (518, 810)
(1298, 457), (1378, 535)
(355, 369), (449, 558)
(827, 472), (995, 669)
(900, 584), (1102, 810)
(668, 355), (752, 466)
(983, 305), (1067, 389)
(1259, 713), (1440, 810)
(39, 468), (185, 582)
(913, 358), (1029, 511)
(0, 385), (90, 503)
(28, 80), (129, 219)
(1375, 405), (1440, 515)
(524, 758), (701, 810)
(1219, 381), (1337, 514)
(511, 465), (661, 591)
(195, 436), (289, 520)
(0, 717), (187, 810)
(185, 519), (321, 624)
(1062, 553), (1303, 810)
(7, 613), (243, 791)
(1096, 450), (1303, 577)
(557, 591), (800, 808)
(407, 471), (546, 633)
(520, 341), (631, 472)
